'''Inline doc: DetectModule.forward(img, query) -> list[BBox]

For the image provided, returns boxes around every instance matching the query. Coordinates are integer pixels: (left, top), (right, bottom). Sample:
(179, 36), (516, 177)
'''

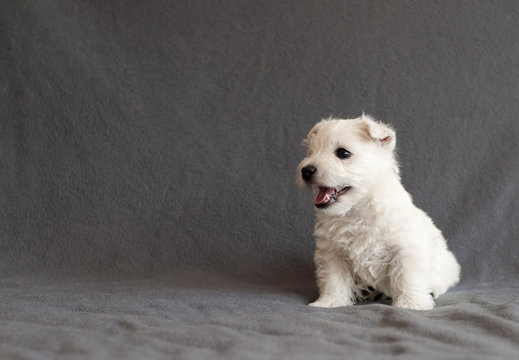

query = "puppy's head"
(297, 114), (398, 215)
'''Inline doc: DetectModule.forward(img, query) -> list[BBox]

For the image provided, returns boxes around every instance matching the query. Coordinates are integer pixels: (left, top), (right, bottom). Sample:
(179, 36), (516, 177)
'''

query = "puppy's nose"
(301, 165), (317, 182)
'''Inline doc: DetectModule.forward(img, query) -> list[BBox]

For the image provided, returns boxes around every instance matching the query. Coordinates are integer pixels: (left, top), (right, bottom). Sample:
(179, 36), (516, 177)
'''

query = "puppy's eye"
(336, 148), (351, 159)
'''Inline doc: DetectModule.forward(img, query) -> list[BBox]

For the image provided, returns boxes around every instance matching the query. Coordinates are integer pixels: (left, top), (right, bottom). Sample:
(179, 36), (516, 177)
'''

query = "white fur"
(297, 115), (460, 310)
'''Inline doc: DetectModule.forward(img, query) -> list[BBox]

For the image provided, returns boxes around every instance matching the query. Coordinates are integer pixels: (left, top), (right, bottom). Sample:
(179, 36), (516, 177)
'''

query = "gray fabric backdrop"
(1, 0), (518, 287)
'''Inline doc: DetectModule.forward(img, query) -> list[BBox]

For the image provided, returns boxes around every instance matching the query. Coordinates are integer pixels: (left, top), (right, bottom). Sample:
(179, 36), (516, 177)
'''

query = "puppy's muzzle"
(301, 165), (317, 183)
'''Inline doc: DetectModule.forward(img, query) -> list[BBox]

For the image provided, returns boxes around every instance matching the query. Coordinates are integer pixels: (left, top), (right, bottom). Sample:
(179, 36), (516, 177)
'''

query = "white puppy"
(297, 114), (460, 310)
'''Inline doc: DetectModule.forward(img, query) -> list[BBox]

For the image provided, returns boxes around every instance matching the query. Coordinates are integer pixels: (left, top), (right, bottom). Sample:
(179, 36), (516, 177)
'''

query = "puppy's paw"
(392, 295), (435, 310)
(309, 297), (353, 308)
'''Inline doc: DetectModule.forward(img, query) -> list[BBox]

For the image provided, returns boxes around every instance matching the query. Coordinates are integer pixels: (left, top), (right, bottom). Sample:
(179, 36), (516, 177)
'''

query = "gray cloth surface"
(0, 277), (518, 360)
(1, 0), (519, 359)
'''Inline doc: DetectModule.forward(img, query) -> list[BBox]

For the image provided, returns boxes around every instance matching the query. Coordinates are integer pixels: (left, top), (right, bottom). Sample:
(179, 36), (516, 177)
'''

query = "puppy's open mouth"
(314, 186), (351, 209)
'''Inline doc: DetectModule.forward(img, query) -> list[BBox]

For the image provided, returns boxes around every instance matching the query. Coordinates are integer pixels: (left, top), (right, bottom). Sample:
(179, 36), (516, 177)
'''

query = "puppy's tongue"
(314, 187), (336, 205)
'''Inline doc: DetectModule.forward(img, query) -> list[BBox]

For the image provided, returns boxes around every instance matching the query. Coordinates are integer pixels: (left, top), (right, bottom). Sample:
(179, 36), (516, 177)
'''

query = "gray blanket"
(1, 1), (518, 359)
(1, 277), (518, 359)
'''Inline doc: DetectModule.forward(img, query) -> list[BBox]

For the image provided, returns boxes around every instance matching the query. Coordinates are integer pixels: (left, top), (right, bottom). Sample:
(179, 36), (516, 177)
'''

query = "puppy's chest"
(315, 217), (394, 284)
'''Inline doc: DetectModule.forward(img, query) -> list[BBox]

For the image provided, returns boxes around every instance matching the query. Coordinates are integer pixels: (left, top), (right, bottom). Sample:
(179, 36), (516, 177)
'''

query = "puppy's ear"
(303, 119), (329, 147)
(360, 114), (396, 151)
(308, 119), (328, 137)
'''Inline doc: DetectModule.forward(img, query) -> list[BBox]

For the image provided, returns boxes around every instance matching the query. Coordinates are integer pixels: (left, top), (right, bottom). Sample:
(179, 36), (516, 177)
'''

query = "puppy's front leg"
(309, 248), (355, 308)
